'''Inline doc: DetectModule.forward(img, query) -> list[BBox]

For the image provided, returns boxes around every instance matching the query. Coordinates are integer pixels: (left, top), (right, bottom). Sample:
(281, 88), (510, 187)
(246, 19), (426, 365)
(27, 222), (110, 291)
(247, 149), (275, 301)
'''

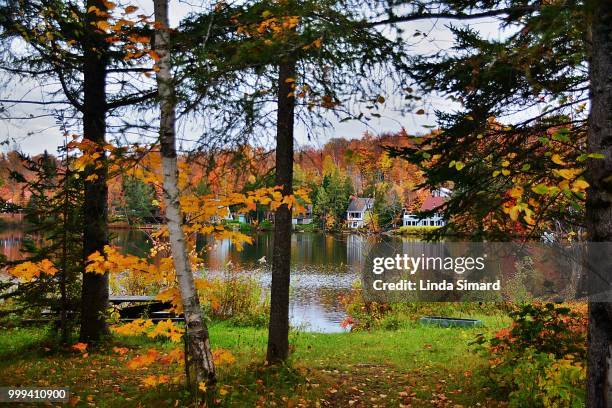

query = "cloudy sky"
(0, 1), (510, 156)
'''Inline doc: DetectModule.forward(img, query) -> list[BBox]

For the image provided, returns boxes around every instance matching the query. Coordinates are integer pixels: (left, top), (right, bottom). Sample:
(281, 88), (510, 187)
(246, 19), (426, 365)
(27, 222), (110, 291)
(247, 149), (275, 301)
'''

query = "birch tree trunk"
(266, 58), (296, 363)
(586, 1), (612, 406)
(153, 0), (216, 386)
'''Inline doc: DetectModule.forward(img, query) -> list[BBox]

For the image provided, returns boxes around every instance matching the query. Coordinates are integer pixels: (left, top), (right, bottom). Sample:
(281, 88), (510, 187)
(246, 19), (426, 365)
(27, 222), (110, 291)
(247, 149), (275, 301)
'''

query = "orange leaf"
(72, 342), (88, 352)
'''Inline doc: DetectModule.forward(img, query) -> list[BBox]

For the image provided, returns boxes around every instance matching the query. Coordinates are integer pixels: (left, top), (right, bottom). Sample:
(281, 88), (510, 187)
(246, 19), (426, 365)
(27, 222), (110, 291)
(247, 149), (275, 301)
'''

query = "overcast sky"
(0, 1), (511, 156)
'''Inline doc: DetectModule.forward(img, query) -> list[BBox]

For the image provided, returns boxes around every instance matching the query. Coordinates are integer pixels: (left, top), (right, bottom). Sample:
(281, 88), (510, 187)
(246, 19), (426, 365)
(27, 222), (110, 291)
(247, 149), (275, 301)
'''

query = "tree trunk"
(153, 0), (216, 386)
(266, 58), (296, 363)
(60, 155), (69, 344)
(80, 0), (109, 343)
(586, 2), (612, 407)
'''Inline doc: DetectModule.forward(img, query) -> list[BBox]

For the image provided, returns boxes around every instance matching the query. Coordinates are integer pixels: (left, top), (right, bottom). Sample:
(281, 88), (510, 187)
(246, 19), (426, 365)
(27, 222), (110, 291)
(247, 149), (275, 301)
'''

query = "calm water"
(115, 230), (374, 333)
(1, 217), (383, 332)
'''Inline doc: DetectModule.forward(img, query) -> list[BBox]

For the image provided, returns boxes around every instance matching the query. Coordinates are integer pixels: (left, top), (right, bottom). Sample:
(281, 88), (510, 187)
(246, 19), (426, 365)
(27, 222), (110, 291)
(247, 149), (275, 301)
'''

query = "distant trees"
(118, 176), (157, 224)
(313, 157), (353, 230)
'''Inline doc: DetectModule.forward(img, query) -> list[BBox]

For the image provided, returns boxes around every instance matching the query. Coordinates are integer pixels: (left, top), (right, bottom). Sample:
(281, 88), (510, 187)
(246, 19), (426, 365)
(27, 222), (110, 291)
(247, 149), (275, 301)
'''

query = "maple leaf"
(112, 347), (129, 355)
(126, 349), (159, 369)
(141, 375), (158, 388)
(9, 259), (59, 281)
(148, 50), (161, 61)
(213, 349), (236, 366)
(72, 342), (88, 353)
(95, 20), (111, 31)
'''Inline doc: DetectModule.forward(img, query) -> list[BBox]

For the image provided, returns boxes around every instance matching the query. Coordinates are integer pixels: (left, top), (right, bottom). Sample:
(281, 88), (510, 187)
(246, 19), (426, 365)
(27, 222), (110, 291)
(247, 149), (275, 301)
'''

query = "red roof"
(419, 195), (446, 212)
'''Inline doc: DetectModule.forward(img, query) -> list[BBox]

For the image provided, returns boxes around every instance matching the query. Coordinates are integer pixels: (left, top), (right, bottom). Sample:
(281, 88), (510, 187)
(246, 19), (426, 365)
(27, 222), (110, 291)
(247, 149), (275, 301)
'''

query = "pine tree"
(1, 149), (83, 343)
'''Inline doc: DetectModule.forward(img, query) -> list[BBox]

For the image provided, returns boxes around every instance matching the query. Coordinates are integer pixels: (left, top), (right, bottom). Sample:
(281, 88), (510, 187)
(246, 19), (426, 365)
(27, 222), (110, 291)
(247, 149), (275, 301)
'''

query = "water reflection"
(199, 232), (363, 333)
(0, 222), (392, 333)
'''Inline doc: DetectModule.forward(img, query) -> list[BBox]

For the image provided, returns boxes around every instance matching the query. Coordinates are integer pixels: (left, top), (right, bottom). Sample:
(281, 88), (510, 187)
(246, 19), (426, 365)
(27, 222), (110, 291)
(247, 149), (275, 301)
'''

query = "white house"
(292, 204), (313, 225)
(347, 197), (374, 229)
(402, 194), (447, 227)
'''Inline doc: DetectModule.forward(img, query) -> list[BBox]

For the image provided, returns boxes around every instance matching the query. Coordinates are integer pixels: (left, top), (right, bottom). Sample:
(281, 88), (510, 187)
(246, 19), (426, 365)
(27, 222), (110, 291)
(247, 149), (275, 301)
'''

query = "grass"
(395, 226), (443, 236)
(0, 317), (511, 407)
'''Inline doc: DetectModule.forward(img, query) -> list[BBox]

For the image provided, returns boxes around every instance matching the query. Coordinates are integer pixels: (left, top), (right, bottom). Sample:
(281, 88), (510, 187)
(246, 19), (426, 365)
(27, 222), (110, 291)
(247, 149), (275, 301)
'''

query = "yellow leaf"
(572, 179), (589, 191)
(555, 168), (582, 180)
(213, 348), (236, 366)
(509, 186), (523, 198)
(96, 20), (111, 31)
(551, 154), (566, 165)
(141, 375), (158, 388)
(509, 206), (520, 221)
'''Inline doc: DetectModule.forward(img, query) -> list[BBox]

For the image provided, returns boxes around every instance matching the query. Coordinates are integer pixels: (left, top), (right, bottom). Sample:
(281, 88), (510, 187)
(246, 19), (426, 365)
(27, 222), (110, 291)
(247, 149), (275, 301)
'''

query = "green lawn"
(0, 317), (510, 407)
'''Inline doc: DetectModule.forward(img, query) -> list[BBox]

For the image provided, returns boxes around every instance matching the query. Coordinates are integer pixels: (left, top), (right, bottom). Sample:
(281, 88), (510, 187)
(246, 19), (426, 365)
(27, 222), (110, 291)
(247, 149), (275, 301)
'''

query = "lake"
(116, 230), (377, 333)
(1, 219), (384, 333)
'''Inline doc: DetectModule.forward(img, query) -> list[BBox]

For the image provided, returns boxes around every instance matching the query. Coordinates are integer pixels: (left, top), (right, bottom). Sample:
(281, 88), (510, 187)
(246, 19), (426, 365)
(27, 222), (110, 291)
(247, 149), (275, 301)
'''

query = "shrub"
(258, 219), (273, 230)
(198, 269), (269, 328)
(482, 302), (587, 359)
(395, 226), (442, 235)
(339, 285), (391, 331)
(473, 302), (587, 407)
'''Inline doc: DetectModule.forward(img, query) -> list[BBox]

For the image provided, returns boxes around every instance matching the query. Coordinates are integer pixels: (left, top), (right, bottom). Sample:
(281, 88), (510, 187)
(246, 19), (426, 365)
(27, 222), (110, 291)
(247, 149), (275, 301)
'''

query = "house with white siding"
(402, 190), (449, 227)
(347, 197), (374, 229)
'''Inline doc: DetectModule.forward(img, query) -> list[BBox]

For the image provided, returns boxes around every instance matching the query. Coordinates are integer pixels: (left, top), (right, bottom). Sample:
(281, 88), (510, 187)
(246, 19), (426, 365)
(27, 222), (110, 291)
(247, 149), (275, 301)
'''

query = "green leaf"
(531, 184), (549, 195)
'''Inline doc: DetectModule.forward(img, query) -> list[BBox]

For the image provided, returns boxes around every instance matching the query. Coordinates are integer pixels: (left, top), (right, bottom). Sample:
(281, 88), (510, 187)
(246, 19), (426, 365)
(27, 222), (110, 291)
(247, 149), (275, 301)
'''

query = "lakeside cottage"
(292, 204), (313, 225)
(402, 189), (450, 227)
(347, 197), (374, 229)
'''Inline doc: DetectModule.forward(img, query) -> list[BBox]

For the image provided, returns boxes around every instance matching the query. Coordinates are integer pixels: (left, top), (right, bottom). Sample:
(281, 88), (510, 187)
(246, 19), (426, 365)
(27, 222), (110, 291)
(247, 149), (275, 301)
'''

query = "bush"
(472, 302), (587, 407)
(294, 222), (316, 232)
(198, 269), (269, 328)
(258, 219), (273, 230)
(339, 286), (391, 331)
